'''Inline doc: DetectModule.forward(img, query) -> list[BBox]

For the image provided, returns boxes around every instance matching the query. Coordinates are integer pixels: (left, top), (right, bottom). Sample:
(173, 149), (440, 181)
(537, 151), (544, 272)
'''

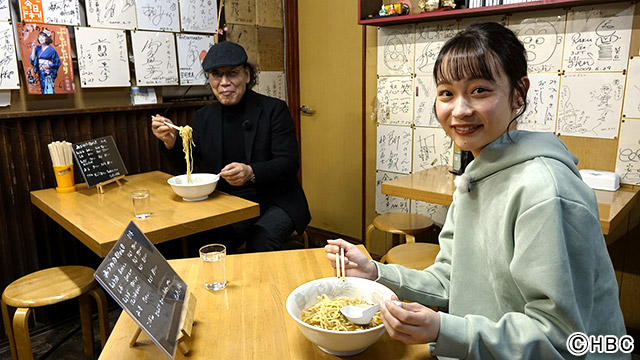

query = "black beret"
(201, 41), (248, 71)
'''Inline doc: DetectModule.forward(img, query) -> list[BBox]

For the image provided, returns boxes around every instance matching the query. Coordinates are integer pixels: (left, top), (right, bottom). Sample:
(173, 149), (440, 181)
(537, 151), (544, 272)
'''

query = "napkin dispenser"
(579, 169), (620, 191)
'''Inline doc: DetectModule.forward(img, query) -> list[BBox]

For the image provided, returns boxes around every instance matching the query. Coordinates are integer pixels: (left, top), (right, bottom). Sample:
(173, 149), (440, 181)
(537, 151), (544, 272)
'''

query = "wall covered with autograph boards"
(0, 0), (286, 102)
(373, 2), (640, 224)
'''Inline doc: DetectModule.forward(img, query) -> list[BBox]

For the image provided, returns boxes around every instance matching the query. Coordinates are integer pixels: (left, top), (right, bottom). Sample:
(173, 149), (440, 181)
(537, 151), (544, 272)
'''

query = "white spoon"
(340, 300), (403, 325)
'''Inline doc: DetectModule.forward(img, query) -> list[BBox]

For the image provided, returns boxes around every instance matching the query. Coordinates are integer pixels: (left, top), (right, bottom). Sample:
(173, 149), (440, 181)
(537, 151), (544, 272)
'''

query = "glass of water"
(131, 189), (150, 219)
(199, 244), (227, 291)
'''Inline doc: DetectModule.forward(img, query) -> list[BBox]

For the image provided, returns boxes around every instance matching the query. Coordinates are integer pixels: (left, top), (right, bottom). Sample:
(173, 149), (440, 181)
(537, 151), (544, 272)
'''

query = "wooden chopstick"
(340, 248), (345, 282)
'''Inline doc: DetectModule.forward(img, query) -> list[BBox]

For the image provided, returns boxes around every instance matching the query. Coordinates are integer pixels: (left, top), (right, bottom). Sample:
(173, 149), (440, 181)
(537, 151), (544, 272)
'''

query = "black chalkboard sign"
(94, 222), (187, 359)
(72, 136), (128, 187)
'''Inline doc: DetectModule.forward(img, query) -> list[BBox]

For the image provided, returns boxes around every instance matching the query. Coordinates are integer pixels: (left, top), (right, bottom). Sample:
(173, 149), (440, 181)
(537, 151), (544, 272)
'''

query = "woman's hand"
(324, 239), (378, 280)
(151, 114), (177, 149)
(379, 298), (440, 345)
(220, 162), (253, 186)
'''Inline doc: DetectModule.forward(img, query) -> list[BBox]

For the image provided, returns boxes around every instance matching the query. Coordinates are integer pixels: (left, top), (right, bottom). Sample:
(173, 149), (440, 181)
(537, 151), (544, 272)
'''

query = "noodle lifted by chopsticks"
(179, 125), (195, 184)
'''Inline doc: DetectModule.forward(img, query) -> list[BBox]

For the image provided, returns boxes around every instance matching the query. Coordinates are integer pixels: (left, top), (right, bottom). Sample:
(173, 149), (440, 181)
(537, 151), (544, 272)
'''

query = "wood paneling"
(0, 102), (203, 341)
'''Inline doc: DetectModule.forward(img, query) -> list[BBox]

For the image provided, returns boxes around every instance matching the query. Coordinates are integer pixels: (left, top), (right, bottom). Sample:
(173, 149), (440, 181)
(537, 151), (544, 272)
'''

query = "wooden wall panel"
(0, 102), (204, 341)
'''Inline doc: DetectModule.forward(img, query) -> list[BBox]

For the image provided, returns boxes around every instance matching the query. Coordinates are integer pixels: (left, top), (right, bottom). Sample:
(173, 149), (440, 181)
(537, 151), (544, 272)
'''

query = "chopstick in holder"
(47, 141), (73, 166)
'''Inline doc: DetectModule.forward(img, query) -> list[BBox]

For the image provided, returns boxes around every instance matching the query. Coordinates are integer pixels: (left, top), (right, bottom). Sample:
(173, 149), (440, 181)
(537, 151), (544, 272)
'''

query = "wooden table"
(381, 166), (640, 236)
(30, 171), (260, 257)
(98, 246), (430, 359)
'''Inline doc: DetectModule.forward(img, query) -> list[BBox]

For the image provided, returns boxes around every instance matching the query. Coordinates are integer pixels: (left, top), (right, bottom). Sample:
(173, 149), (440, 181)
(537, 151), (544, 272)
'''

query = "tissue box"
(579, 169), (620, 191)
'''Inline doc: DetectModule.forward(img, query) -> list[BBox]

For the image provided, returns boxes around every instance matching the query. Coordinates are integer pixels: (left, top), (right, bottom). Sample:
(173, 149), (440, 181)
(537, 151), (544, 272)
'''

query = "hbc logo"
(567, 332), (634, 355)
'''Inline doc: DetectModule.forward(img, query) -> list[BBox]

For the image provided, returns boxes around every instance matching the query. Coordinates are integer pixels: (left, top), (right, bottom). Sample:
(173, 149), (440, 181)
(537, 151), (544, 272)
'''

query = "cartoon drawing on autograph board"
(510, 11), (565, 73)
(378, 25), (414, 76)
(558, 73), (623, 139)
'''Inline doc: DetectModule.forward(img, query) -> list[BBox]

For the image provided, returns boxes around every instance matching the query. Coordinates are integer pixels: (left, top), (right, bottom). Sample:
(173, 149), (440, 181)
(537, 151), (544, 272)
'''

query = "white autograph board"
(375, 170), (409, 214)
(176, 34), (213, 85)
(377, 124), (411, 174)
(256, 71), (285, 101)
(42, 0), (80, 25)
(615, 119), (640, 185)
(76, 27), (130, 88)
(131, 31), (179, 86)
(136, 0), (180, 32)
(86, 0), (137, 30)
(414, 75), (439, 127)
(412, 127), (452, 171)
(563, 2), (634, 72)
(377, 24), (414, 76)
(517, 73), (560, 133)
(622, 56), (640, 119)
(0, 22), (20, 89)
(412, 200), (448, 227)
(414, 20), (457, 76)
(180, 0), (217, 33)
(377, 76), (412, 126)
(509, 9), (566, 74)
(0, 0), (10, 21)
(557, 72), (624, 139)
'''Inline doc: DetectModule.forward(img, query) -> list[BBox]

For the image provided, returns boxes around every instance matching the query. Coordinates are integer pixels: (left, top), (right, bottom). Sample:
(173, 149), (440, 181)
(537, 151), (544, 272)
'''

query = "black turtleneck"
(218, 93), (266, 205)
(221, 93), (248, 168)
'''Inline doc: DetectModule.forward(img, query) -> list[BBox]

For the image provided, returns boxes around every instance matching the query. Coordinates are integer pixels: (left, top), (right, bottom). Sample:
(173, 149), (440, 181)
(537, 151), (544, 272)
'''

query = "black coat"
(164, 90), (311, 234)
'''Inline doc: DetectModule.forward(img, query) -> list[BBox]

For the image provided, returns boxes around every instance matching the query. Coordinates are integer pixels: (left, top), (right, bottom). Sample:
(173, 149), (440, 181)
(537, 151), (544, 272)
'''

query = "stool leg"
(302, 231), (309, 249)
(1, 300), (18, 360)
(405, 234), (416, 243)
(392, 233), (401, 247)
(365, 224), (375, 251)
(88, 287), (110, 347)
(79, 293), (94, 357)
(12, 307), (33, 360)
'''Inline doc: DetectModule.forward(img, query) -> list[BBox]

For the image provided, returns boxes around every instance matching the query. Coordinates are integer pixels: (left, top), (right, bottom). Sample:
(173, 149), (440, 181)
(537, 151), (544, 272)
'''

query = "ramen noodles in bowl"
(286, 277), (395, 356)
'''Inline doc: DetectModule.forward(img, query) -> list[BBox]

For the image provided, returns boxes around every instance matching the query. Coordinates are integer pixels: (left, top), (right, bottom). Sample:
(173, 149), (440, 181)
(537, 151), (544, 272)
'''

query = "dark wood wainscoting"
(0, 102), (206, 341)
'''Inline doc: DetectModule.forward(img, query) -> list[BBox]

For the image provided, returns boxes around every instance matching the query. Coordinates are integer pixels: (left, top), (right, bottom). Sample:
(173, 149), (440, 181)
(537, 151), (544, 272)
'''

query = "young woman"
(29, 31), (60, 94)
(325, 22), (627, 359)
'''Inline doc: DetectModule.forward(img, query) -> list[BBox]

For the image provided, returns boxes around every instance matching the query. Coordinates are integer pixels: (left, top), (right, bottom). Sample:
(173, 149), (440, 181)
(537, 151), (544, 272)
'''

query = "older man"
(151, 41), (310, 253)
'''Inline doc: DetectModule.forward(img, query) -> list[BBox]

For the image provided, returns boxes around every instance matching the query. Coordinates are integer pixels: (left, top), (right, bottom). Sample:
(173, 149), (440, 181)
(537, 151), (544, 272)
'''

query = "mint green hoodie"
(375, 131), (627, 359)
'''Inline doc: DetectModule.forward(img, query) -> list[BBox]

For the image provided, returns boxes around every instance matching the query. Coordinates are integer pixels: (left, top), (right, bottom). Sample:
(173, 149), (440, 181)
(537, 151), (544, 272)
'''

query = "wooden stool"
(1, 266), (110, 360)
(383, 242), (441, 270)
(365, 213), (434, 251)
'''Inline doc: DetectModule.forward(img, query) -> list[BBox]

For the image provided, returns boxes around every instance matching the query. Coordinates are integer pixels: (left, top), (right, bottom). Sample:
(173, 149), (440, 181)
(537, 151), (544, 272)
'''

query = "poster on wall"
(86, 0), (137, 30)
(76, 27), (131, 88)
(176, 34), (213, 85)
(136, 0), (180, 32)
(0, 22), (21, 89)
(16, 23), (74, 95)
(19, 0), (43, 22)
(180, 0), (217, 33)
(131, 31), (179, 86)
(0, 0), (10, 21)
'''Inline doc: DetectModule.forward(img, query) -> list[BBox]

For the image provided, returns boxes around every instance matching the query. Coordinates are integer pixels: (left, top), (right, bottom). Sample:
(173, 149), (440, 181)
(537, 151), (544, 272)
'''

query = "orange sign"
(19, 0), (44, 23)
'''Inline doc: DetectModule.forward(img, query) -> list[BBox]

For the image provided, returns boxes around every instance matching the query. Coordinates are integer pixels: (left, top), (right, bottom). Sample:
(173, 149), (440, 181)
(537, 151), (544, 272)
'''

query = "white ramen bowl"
(286, 277), (396, 356)
(167, 173), (219, 201)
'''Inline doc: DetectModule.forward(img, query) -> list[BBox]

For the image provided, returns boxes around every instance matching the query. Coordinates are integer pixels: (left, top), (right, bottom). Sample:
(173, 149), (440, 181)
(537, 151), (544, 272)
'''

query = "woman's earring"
(517, 99), (525, 107)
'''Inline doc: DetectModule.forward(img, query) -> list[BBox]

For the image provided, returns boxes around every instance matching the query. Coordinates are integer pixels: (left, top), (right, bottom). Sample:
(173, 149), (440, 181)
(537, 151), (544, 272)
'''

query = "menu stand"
(129, 292), (198, 355)
(96, 175), (125, 194)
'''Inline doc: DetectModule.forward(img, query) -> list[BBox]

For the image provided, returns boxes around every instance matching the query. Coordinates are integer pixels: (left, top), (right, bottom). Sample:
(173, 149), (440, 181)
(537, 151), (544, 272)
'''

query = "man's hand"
(220, 162), (254, 186)
(151, 114), (177, 149)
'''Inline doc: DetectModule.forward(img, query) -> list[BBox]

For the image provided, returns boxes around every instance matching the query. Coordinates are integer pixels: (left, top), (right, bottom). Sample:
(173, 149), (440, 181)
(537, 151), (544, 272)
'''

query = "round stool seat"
(385, 243), (440, 270)
(372, 213), (434, 236)
(2, 266), (97, 308)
